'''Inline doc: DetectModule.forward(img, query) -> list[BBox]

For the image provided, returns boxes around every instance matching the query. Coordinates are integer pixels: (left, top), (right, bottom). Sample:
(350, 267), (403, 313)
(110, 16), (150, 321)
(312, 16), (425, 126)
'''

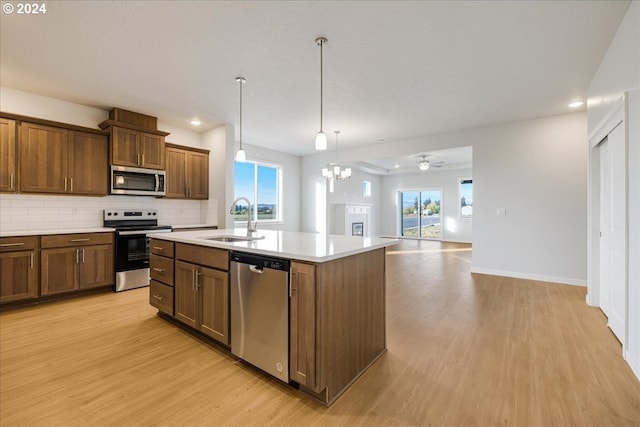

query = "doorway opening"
(400, 189), (442, 240)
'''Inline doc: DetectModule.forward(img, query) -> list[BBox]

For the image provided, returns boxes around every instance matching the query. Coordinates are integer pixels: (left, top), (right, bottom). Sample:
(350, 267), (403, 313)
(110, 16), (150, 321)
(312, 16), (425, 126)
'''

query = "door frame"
(587, 96), (627, 343)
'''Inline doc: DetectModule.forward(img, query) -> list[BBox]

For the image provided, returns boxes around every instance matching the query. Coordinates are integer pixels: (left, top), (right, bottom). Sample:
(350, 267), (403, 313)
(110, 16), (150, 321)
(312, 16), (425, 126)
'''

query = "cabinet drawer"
(149, 280), (173, 316)
(0, 236), (37, 252)
(150, 239), (174, 257)
(41, 232), (113, 248)
(150, 254), (174, 286)
(176, 243), (229, 271)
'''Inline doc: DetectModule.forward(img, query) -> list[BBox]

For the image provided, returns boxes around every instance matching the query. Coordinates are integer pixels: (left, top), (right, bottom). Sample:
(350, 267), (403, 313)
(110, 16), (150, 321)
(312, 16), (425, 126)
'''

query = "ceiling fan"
(418, 155), (444, 171)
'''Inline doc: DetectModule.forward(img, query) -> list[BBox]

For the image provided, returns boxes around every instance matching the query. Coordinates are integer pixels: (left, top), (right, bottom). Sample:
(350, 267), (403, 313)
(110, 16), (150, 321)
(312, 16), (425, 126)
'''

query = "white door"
(599, 122), (626, 343)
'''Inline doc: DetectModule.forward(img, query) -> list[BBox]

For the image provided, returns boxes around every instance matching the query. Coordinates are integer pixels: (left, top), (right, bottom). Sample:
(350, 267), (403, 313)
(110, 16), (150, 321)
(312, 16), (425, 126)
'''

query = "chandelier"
(322, 130), (351, 186)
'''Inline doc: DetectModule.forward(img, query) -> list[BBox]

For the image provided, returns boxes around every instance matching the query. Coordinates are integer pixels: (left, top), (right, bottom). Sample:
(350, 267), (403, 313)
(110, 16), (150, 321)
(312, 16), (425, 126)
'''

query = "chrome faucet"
(229, 197), (257, 234)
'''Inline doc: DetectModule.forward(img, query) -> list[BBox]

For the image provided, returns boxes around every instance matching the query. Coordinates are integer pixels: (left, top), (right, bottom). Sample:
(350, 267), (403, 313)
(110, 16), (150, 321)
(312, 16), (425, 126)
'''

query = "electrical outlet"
(496, 208), (506, 216)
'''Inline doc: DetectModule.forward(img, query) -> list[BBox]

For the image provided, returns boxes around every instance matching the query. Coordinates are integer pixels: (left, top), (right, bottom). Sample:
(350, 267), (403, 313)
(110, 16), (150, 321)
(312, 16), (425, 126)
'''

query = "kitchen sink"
(199, 235), (265, 243)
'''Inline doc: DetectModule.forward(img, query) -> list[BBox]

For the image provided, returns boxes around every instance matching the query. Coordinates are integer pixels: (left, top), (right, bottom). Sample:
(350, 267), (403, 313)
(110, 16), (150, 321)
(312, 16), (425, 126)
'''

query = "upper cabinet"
(110, 126), (165, 169)
(0, 118), (17, 193)
(100, 108), (169, 170)
(19, 122), (108, 196)
(165, 143), (209, 200)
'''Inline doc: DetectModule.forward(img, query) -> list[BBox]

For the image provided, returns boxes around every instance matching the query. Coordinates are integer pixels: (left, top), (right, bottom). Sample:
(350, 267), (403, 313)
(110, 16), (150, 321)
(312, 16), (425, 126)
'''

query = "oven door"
(115, 231), (152, 272)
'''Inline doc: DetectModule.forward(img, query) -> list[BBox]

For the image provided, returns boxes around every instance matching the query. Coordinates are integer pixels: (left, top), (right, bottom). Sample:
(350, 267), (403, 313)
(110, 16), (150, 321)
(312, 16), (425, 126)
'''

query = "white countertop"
(151, 228), (399, 263)
(0, 227), (115, 238)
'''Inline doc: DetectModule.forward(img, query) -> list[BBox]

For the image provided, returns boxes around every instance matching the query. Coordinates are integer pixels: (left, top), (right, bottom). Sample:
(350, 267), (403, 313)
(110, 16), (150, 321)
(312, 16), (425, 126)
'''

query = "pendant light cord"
(239, 79), (243, 150)
(318, 37), (326, 133)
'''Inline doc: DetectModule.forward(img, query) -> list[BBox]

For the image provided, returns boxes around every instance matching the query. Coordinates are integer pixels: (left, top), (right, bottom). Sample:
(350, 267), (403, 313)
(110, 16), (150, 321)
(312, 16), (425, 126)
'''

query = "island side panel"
(317, 247), (387, 404)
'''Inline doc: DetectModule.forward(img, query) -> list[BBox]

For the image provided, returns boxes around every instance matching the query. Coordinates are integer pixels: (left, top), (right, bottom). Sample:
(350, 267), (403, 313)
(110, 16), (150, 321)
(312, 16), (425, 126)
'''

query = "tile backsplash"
(0, 194), (206, 232)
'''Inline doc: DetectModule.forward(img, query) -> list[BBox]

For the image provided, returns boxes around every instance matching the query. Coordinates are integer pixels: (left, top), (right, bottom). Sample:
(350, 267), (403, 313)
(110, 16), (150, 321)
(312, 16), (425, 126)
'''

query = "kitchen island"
(147, 228), (398, 405)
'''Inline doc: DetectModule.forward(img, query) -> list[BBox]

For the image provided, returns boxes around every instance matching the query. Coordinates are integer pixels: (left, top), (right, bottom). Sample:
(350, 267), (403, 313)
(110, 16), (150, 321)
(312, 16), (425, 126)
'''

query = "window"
(233, 160), (281, 222)
(363, 180), (372, 198)
(459, 178), (473, 218)
(400, 189), (442, 240)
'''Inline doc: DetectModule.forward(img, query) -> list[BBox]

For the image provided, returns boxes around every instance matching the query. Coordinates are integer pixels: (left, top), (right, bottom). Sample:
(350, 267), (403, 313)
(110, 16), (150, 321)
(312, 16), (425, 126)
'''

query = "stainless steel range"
(104, 209), (172, 292)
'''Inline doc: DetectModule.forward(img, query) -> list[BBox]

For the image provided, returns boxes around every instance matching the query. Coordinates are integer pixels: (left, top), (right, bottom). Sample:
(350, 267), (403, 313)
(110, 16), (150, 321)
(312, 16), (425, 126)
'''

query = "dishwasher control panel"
(230, 252), (291, 272)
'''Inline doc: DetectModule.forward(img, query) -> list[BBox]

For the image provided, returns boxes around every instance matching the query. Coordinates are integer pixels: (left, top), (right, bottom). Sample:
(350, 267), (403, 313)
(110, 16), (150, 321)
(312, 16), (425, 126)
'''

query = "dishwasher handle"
(230, 251), (290, 272)
(249, 265), (264, 274)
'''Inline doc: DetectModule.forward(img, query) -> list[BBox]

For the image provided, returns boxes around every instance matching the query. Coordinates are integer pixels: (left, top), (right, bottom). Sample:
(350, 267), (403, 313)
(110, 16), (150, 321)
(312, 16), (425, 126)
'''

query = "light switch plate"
(496, 208), (507, 216)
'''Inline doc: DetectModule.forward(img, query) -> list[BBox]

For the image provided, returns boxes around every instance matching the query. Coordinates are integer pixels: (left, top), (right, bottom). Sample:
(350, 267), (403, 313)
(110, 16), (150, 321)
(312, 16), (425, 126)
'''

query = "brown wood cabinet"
(0, 118), (17, 192)
(150, 240), (175, 315)
(174, 260), (229, 344)
(40, 233), (114, 296)
(19, 122), (108, 196)
(111, 126), (165, 169)
(290, 261), (318, 391)
(172, 243), (229, 345)
(0, 236), (38, 303)
(165, 143), (209, 199)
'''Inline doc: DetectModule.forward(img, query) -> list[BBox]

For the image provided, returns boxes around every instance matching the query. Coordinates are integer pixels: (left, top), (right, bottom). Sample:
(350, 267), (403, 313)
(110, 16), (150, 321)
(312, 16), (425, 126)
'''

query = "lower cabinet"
(289, 261), (318, 391)
(175, 260), (229, 345)
(0, 236), (38, 303)
(40, 233), (114, 296)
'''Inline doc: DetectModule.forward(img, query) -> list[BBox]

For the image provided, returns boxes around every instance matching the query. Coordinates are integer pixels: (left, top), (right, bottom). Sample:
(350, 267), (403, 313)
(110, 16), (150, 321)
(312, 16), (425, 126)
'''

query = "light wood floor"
(1, 240), (639, 427)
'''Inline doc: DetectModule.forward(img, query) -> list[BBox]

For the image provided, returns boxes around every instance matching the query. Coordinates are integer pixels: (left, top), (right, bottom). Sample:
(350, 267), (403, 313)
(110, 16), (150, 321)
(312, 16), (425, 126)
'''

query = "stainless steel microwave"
(110, 165), (166, 196)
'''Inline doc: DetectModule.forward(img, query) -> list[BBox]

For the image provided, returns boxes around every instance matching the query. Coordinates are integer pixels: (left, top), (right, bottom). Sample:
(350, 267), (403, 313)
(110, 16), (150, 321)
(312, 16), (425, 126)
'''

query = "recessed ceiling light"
(568, 101), (584, 108)
(190, 119), (201, 126)
(394, 164), (400, 168)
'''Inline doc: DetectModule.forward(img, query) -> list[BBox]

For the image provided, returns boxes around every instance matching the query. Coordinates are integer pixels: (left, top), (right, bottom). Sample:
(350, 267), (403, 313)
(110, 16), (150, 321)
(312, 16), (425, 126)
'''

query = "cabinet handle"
(152, 246), (164, 251)
(141, 153), (145, 166)
(152, 267), (164, 273)
(0, 242), (24, 247)
(75, 249), (79, 264)
(195, 270), (201, 291)
(82, 248), (85, 264)
(10, 173), (14, 191)
(64, 177), (68, 192)
(29, 253), (34, 269)
(70, 238), (90, 242)
(192, 269), (196, 292)
(152, 294), (164, 301)
(70, 177), (73, 193)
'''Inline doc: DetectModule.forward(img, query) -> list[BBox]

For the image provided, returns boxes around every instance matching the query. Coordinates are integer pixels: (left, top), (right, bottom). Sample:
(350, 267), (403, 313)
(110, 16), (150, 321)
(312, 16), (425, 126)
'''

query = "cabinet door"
(78, 244), (114, 289)
(68, 132), (108, 196)
(187, 151), (209, 199)
(0, 250), (37, 302)
(165, 147), (187, 198)
(198, 266), (229, 344)
(0, 118), (17, 193)
(20, 123), (68, 193)
(41, 248), (77, 295)
(111, 127), (140, 167)
(140, 132), (164, 169)
(174, 260), (198, 328)
(290, 262), (317, 389)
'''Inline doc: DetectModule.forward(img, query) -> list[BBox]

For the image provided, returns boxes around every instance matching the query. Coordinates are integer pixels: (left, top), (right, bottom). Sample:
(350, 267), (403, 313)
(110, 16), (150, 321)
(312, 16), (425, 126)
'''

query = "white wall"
(472, 113), (587, 285)
(326, 169), (381, 236)
(587, 1), (638, 135)
(380, 168), (473, 242)
(587, 1), (640, 380)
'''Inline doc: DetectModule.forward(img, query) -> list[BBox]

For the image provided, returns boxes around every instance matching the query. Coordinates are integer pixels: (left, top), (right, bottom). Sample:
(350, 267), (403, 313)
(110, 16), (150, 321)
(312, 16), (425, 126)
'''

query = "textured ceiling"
(0, 1), (629, 157)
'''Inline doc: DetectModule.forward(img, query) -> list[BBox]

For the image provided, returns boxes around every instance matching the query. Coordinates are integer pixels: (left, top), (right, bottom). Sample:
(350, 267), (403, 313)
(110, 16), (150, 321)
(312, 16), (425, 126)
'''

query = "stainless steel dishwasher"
(230, 251), (290, 383)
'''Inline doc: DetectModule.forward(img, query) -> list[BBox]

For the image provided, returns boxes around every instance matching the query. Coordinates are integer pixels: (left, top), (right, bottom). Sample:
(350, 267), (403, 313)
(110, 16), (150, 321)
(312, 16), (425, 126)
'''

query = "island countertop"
(148, 228), (399, 263)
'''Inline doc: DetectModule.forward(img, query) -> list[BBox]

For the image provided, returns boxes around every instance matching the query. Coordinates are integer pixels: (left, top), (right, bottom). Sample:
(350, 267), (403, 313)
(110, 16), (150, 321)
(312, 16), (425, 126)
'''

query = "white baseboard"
(470, 267), (587, 287)
(624, 349), (640, 382)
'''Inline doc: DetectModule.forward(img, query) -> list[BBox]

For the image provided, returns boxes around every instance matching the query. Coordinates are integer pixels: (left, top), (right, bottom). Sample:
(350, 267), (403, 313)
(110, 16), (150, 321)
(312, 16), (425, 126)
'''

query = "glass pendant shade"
(235, 147), (246, 162)
(315, 131), (327, 151)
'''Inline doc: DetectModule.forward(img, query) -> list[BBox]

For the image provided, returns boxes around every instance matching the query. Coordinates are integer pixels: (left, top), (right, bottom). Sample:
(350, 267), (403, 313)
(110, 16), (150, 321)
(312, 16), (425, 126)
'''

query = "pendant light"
(315, 37), (328, 150)
(235, 76), (247, 162)
(322, 130), (351, 189)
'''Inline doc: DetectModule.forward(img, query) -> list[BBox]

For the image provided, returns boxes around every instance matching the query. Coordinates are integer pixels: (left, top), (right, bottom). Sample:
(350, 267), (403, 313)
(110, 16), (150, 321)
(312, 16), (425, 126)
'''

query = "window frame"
(233, 159), (283, 224)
